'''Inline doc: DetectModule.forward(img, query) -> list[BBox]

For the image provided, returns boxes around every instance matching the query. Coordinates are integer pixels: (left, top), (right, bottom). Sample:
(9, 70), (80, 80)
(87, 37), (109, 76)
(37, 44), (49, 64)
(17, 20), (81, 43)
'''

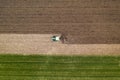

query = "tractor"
(51, 34), (67, 43)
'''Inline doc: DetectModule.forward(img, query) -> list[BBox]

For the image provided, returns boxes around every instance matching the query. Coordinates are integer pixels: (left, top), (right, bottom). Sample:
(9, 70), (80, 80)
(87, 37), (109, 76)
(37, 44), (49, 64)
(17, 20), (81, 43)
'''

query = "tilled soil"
(0, 0), (120, 44)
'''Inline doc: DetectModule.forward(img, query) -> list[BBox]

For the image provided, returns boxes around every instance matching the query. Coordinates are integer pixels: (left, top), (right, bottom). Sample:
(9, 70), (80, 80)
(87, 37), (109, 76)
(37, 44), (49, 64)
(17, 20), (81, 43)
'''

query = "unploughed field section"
(0, 55), (120, 80)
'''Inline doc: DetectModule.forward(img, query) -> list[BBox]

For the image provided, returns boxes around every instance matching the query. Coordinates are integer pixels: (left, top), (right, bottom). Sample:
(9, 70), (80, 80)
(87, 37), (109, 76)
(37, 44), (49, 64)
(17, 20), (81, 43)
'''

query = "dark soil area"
(0, 0), (120, 44)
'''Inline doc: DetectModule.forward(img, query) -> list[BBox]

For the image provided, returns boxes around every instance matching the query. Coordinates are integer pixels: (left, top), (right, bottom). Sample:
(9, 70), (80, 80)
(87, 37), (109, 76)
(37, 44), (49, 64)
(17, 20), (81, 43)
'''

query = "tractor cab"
(52, 36), (60, 42)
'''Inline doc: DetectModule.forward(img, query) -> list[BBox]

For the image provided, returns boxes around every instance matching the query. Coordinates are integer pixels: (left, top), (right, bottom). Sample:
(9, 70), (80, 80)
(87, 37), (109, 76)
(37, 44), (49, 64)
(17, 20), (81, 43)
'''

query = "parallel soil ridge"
(0, 0), (120, 44)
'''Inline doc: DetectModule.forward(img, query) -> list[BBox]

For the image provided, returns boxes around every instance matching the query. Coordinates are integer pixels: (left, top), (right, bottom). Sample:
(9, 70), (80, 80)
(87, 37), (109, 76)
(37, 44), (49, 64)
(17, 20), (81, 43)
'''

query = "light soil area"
(0, 34), (120, 56)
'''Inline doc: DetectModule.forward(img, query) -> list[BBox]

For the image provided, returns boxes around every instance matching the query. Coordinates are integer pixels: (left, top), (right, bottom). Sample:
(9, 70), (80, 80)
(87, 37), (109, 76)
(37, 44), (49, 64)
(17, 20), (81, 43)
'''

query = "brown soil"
(0, 34), (120, 55)
(0, 0), (120, 44)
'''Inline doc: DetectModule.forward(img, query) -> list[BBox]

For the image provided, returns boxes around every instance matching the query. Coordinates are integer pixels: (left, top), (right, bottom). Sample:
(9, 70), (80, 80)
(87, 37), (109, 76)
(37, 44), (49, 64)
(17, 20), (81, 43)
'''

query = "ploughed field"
(0, 0), (120, 44)
(0, 55), (120, 80)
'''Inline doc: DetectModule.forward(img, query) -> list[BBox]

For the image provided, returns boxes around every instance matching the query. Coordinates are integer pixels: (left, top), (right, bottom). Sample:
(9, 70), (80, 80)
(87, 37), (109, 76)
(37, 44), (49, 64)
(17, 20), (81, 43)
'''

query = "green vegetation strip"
(0, 55), (120, 80)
